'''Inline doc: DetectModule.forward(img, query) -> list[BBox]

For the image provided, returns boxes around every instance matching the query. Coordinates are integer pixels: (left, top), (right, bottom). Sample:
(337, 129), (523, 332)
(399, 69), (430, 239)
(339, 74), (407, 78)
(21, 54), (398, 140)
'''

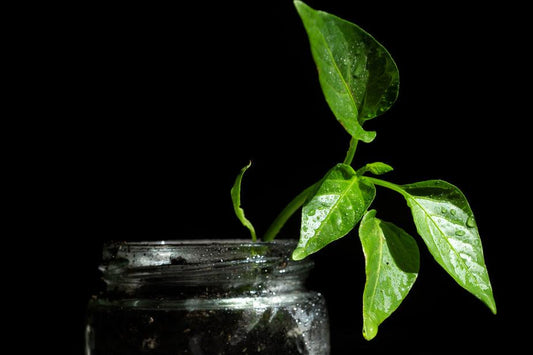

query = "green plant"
(231, 0), (496, 340)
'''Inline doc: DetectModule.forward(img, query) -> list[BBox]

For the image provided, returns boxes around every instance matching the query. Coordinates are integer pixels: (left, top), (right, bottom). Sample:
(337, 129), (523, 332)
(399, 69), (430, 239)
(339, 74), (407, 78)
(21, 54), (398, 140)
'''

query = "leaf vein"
(367, 227), (384, 316)
(310, 177), (358, 241)
(316, 20), (359, 119)
(410, 197), (473, 278)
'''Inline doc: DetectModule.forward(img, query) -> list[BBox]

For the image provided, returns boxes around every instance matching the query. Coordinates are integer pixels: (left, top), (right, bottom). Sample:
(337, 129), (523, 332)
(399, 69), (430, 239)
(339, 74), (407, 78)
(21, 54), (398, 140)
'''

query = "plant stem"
(365, 176), (408, 197)
(343, 137), (358, 165)
(262, 183), (317, 242)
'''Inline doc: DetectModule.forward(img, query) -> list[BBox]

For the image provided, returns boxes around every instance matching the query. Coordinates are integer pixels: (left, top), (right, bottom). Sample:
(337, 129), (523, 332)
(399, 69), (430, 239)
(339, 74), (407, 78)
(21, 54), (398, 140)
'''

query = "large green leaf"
(402, 180), (497, 314)
(294, 1), (399, 143)
(359, 210), (419, 340)
(230, 162), (257, 241)
(292, 163), (375, 260)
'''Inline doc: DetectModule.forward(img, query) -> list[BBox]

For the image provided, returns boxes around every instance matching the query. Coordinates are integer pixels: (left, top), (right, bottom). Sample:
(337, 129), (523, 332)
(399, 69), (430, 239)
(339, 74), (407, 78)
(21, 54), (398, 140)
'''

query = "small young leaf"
(230, 162), (257, 242)
(359, 210), (419, 340)
(294, 1), (399, 143)
(293, 163), (375, 260)
(358, 162), (394, 176)
(402, 180), (497, 314)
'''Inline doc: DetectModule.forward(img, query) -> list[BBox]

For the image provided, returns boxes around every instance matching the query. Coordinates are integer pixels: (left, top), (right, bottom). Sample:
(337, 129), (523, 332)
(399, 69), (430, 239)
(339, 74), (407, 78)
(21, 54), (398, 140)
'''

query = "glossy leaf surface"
(359, 210), (419, 340)
(402, 180), (497, 314)
(358, 162), (394, 176)
(230, 162), (257, 241)
(294, 1), (399, 143)
(293, 163), (375, 260)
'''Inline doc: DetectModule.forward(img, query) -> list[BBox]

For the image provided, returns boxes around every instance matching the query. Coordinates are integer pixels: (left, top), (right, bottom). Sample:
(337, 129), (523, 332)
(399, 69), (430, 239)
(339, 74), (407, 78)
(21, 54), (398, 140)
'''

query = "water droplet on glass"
(466, 216), (476, 228)
(455, 230), (465, 236)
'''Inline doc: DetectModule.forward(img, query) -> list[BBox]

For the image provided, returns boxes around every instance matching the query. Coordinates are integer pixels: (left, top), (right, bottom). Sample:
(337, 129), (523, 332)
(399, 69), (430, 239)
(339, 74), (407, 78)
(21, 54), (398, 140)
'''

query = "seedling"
(231, 0), (496, 340)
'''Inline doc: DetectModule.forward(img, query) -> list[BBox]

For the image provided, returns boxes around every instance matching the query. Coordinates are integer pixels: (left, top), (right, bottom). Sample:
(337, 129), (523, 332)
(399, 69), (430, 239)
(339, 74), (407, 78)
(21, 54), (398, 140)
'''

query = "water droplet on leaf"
(450, 209), (456, 216)
(455, 230), (465, 236)
(466, 216), (476, 228)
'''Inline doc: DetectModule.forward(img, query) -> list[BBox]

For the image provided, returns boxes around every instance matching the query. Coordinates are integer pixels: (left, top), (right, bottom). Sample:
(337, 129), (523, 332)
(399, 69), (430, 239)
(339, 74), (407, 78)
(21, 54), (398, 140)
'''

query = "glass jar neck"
(99, 239), (313, 299)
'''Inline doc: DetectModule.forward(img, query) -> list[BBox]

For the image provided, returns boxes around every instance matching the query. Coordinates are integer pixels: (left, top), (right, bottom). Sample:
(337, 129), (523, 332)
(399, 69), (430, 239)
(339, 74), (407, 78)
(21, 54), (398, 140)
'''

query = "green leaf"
(357, 162), (394, 176)
(402, 180), (497, 314)
(294, 1), (399, 143)
(293, 163), (375, 260)
(359, 210), (419, 340)
(230, 162), (257, 242)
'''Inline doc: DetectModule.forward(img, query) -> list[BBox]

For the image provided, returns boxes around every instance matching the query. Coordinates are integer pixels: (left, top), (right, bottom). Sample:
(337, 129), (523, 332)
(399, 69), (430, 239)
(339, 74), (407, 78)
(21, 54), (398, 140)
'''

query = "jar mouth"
(115, 239), (298, 247)
(99, 239), (312, 297)
(102, 239), (300, 267)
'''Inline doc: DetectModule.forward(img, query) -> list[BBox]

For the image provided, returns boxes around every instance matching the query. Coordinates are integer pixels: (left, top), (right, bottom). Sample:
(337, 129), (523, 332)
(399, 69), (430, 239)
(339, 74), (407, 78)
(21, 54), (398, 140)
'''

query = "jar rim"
(101, 238), (305, 269)
(98, 238), (312, 295)
(105, 238), (297, 247)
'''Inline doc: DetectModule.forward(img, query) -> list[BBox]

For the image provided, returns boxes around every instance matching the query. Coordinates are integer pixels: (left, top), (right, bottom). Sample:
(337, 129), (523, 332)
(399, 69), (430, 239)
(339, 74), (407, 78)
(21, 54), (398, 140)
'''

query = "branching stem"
(365, 176), (407, 197)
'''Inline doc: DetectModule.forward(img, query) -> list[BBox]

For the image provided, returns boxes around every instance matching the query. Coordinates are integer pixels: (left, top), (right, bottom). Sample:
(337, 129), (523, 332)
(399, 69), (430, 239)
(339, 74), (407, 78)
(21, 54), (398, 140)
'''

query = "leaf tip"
(293, 0), (305, 9)
(362, 321), (378, 341)
(293, 0), (314, 21)
(293, 0), (305, 13)
(487, 297), (497, 315)
(291, 248), (307, 261)
(359, 130), (377, 144)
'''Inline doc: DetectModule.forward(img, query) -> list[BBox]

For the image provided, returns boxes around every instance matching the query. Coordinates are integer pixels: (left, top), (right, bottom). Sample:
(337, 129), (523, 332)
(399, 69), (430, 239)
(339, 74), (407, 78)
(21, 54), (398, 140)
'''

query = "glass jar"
(85, 239), (330, 354)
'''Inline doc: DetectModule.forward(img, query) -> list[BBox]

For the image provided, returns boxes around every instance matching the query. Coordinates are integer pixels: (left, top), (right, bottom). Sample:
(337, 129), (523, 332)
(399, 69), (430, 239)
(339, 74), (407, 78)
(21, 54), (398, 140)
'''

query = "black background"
(23, 0), (528, 353)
